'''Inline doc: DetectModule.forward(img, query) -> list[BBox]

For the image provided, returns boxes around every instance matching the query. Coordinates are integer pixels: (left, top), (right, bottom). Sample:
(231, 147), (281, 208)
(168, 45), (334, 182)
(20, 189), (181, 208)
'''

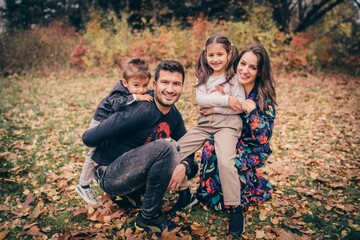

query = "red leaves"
(161, 227), (188, 240)
(0, 69), (358, 239)
(0, 227), (9, 240)
(12, 193), (35, 217)
(85, 195), (126, 224)
(70, 39), (87, 70)
(190, 222), (208, 237)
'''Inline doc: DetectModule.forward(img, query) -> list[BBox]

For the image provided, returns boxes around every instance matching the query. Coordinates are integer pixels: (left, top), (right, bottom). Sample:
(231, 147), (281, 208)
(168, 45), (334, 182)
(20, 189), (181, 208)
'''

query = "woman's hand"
(199, 107), (214, 116)
(241, 99), (256, 113)
(168, 164), (186, 192)
(228, 96), (242, 110)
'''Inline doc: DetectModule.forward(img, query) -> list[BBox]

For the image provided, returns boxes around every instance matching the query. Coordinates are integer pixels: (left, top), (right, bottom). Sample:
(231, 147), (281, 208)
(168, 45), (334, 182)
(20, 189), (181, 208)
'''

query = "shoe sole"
(134, 222), (145, 231)
(229, 217), (245, 236)
(75, 186), (98, 205)
(134, 222), (161, 233)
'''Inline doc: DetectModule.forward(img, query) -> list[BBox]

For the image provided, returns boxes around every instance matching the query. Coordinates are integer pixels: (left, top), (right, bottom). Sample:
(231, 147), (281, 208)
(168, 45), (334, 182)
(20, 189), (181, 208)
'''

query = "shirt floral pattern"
(196, 88), (276, 211)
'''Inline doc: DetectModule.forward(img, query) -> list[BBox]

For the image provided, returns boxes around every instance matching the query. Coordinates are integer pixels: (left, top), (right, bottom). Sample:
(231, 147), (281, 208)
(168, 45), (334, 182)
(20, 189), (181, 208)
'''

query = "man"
(82, 60), (197, 234)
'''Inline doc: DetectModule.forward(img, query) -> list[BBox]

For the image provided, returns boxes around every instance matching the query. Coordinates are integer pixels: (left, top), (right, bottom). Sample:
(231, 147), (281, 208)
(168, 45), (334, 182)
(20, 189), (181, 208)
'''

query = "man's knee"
(154, 139), (180, 156)
(150, 139), (178, 165)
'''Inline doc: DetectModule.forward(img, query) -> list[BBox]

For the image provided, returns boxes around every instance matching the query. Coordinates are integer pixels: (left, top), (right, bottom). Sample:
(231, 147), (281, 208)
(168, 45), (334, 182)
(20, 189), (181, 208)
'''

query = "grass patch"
(0, 72), (359, 239)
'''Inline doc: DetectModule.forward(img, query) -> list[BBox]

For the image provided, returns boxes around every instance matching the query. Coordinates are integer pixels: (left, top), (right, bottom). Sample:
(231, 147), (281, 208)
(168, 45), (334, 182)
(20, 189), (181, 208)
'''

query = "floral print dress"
(196, 88), (276, 211)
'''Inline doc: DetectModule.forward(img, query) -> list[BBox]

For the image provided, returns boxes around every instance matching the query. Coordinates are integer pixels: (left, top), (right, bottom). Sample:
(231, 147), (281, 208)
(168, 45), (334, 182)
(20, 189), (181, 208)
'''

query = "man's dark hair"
(154, 60), (185, 83)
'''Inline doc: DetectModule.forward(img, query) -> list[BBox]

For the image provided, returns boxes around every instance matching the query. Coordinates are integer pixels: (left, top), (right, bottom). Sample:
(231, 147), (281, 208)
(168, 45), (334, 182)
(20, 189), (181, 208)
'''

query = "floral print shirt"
(235, 88), (276, 171)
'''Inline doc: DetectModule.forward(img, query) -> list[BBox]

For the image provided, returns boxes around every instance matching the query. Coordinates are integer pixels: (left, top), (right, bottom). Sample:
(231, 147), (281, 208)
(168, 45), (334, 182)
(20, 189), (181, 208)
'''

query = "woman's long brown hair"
(234, 44), (277, 111)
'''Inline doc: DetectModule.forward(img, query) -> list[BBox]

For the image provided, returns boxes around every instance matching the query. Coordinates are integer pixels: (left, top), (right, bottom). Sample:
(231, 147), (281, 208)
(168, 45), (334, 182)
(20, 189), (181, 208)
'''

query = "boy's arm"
(134, 93), (153, 102)
(107, 80), (138, 112)
(108, 93), (136, 112)
(109, 90), (154, 111)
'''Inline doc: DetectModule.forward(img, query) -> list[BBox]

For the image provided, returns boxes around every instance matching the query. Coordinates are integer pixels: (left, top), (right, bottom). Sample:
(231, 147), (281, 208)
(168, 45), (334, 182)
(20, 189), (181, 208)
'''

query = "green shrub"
(307, 4), (360, 75)
(79, 5), (288, 70)
(2, 4), (358, 76)
(0, 21), (79, 75)
(80, 9), (133, 69)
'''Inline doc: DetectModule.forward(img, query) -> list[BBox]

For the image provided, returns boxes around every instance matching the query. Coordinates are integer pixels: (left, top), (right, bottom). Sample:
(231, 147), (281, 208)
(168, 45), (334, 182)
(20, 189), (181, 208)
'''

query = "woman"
(196, 44), (277, 236)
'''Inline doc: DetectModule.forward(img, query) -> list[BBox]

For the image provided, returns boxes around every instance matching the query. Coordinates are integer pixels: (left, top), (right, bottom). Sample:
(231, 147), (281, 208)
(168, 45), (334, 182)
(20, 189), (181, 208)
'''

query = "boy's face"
(123, 77), (150, 95)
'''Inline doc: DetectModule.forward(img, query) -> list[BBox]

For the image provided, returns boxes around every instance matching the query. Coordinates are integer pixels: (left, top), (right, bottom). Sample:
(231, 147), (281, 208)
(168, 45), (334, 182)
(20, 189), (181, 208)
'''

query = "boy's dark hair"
(123, 57), (151, 81)
(154, 60), (185, 83)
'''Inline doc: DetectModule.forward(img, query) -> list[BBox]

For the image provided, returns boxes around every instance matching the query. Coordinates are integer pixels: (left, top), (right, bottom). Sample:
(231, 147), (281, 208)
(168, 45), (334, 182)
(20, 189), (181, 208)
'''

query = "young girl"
(196, 44), (277, 236)
(167, 35), (245, 223)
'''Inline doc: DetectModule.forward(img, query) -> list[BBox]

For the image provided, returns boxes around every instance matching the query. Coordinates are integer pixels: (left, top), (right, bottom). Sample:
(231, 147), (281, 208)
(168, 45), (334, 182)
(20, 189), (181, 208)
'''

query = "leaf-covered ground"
(0, 70), (359, 239)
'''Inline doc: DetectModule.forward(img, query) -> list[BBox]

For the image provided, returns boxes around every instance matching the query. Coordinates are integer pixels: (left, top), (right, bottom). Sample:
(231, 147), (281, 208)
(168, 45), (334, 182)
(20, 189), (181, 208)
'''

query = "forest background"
(0, 0), (359, 239)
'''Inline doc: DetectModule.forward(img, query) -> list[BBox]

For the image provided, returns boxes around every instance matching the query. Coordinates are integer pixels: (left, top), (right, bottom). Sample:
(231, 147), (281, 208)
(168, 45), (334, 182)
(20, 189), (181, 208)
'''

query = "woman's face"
(236, 51), (258, 89)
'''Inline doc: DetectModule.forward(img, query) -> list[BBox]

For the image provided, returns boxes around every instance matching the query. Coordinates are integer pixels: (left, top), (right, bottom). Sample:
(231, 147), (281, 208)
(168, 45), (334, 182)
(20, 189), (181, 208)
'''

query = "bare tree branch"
(294, 0), (345, 33)
(354, 0), (360, 8)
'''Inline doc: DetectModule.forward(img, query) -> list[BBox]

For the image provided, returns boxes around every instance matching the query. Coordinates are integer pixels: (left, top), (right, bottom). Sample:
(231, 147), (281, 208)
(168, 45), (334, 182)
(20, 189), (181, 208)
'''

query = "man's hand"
(168, 164), (186, 192)
(199, 107), (214, 116)
(136, 94), (153, 102)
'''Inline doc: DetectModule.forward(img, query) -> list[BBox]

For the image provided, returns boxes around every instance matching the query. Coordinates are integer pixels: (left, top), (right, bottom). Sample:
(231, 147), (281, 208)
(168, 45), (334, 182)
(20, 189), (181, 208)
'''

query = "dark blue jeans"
(97, 139), (179, 218)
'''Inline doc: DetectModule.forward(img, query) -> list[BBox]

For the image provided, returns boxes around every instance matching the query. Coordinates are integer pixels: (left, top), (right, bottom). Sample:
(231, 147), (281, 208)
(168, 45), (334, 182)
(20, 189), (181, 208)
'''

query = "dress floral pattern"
(196, 88), (276, 211)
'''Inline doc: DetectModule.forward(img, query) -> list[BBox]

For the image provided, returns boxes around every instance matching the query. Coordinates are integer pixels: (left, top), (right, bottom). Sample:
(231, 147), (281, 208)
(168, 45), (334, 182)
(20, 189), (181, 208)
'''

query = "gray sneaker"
(75, 184), (99, 205)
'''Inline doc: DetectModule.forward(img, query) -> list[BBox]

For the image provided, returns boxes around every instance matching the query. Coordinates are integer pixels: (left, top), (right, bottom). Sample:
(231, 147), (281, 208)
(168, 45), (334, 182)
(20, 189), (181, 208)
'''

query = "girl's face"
(237, 51), (259, 89)
(206, 43), (231, 76)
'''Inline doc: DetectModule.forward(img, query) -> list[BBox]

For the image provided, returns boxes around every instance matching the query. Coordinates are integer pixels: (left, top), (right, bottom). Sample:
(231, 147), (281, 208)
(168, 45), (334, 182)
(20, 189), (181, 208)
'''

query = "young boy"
(76, 57), (153, 205)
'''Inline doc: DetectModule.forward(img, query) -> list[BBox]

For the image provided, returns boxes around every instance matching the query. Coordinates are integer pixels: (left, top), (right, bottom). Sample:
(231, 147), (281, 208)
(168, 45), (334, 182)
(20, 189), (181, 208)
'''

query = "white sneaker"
(75, 184), (99, 205)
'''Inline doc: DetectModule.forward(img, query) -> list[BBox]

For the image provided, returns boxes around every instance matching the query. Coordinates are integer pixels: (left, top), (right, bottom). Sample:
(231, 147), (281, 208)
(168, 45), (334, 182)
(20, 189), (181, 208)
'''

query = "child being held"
(76, 57), (152, 205)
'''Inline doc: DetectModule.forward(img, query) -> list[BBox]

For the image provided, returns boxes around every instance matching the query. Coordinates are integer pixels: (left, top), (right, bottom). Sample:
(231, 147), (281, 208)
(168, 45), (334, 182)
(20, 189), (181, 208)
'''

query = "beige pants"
(178, 114), (243, 205)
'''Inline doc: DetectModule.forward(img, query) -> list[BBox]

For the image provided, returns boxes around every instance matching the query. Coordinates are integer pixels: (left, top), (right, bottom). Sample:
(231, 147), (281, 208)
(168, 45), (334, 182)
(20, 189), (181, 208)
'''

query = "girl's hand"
(136, 94), (153, 102)
(211, 84), (226, 95)
(199, 107), (214, 116)
(240, 99), (256, 113)
(228, 96), (242, 110)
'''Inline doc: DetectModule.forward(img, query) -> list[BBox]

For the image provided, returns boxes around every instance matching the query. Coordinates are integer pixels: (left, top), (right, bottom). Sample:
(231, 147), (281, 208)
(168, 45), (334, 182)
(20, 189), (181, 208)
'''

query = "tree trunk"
(294, 0), (345, 33)
(269, 0), (295, 32)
